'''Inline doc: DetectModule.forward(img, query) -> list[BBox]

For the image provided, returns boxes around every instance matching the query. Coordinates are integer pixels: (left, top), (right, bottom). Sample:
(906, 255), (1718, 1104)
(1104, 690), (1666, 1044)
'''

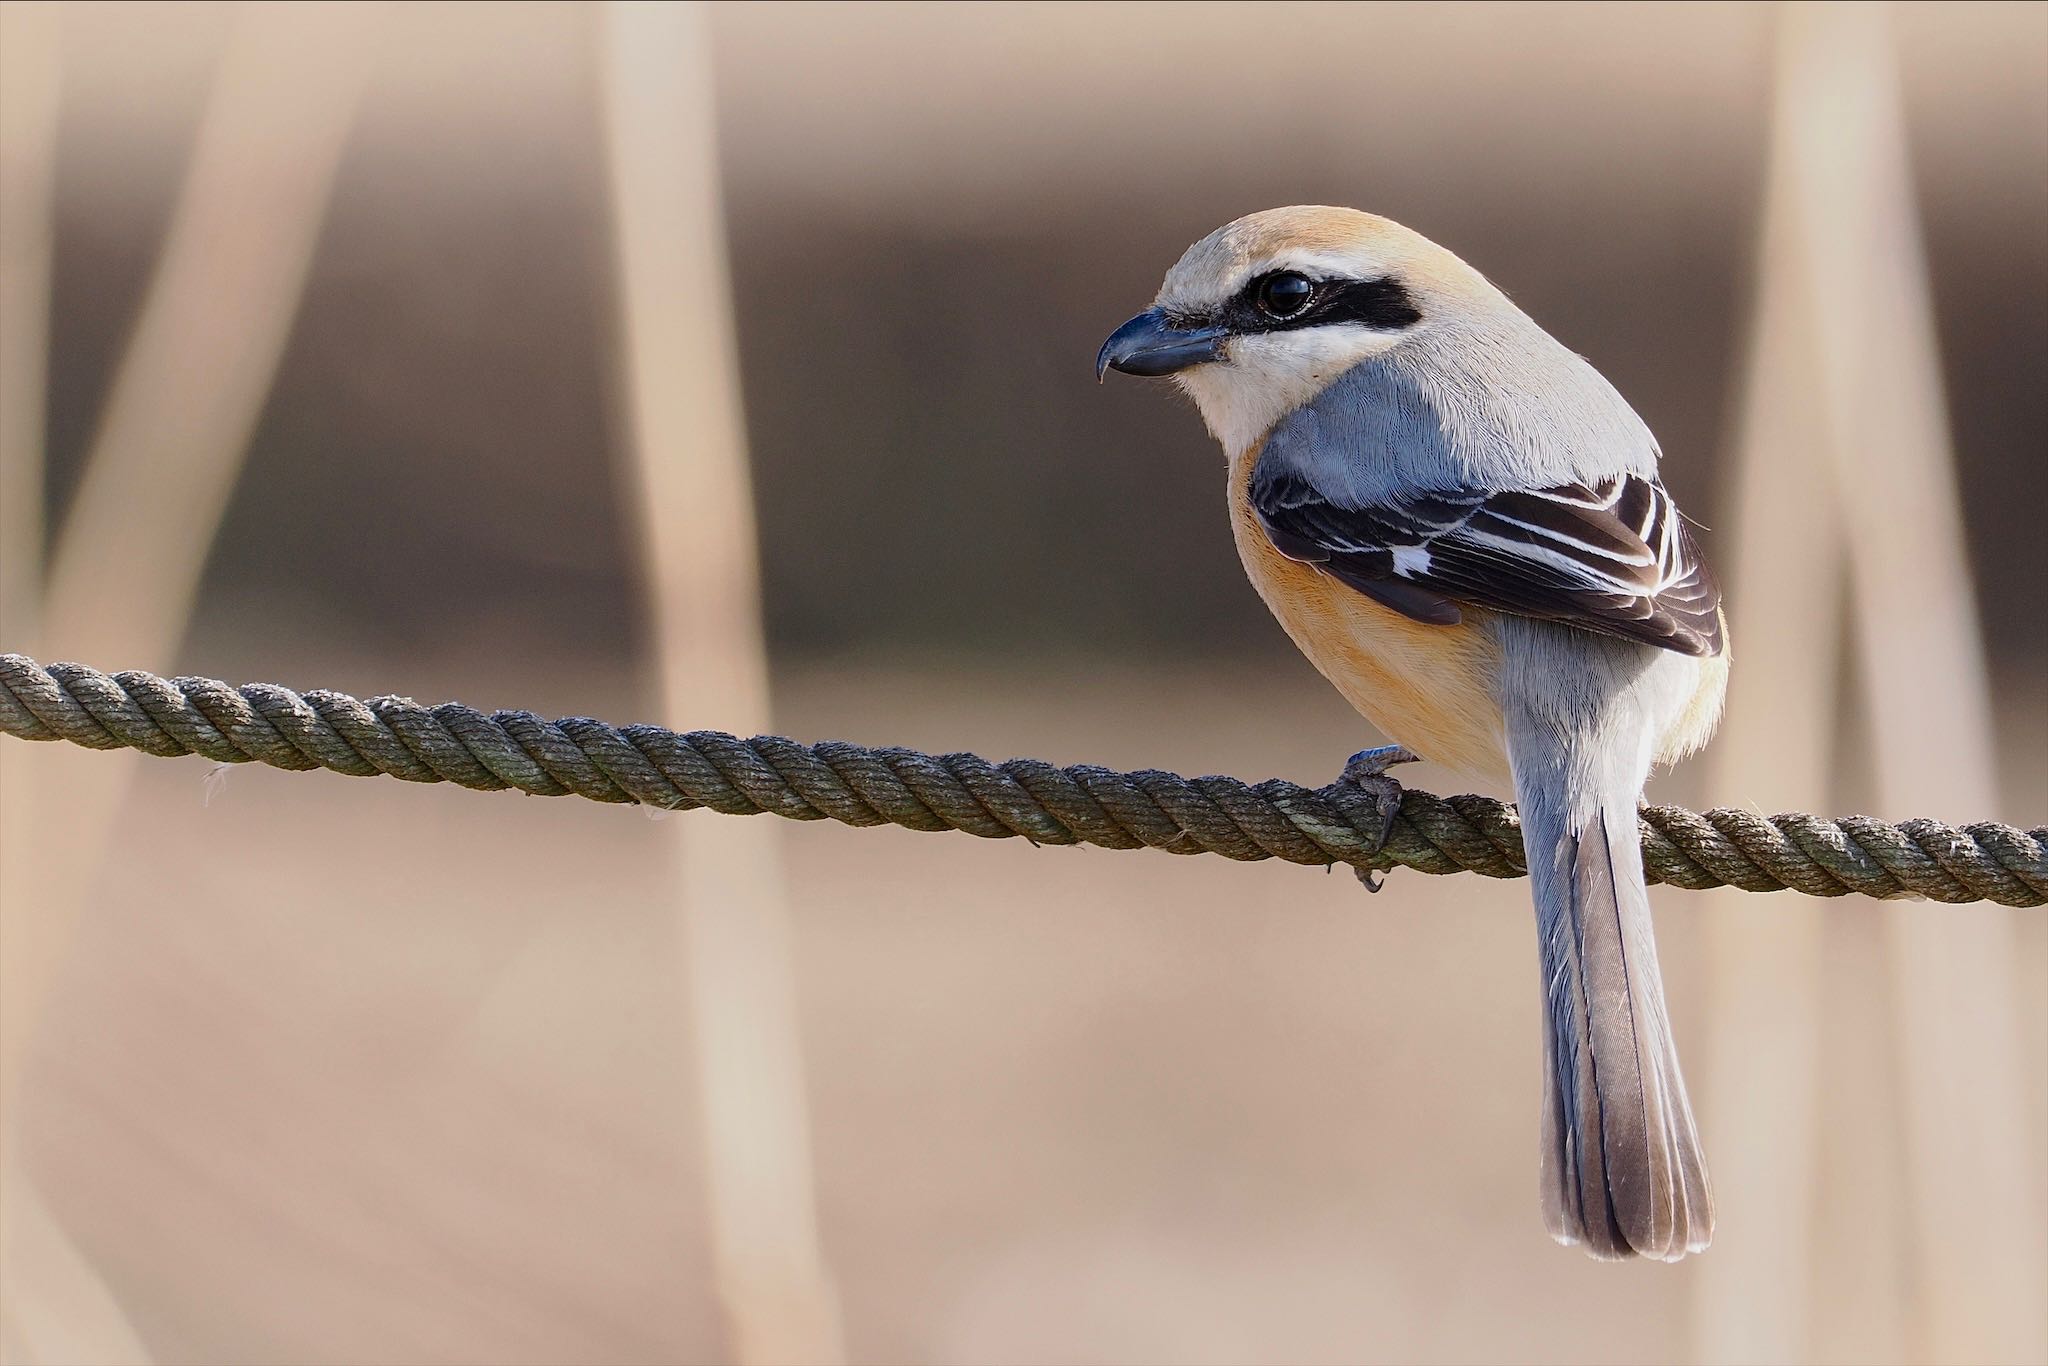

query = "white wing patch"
(1390, 544), (1433, 577)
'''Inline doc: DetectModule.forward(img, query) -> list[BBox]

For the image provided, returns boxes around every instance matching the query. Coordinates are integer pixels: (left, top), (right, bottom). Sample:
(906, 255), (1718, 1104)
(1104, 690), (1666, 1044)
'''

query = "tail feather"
(1521, 742), (1713, 1261)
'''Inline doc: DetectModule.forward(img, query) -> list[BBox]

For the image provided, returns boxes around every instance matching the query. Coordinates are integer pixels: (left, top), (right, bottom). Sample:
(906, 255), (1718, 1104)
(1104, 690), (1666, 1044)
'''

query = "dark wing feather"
(1252, 467), (1724, 656)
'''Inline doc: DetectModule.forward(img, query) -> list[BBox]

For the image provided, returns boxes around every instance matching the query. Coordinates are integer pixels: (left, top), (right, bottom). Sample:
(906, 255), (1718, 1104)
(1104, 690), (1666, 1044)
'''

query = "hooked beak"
(1095, 308), (1228, 381)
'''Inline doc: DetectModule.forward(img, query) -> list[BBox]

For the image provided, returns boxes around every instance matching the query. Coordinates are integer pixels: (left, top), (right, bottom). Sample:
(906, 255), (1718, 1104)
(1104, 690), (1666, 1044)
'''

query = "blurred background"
(0, 2), (2043, 1363)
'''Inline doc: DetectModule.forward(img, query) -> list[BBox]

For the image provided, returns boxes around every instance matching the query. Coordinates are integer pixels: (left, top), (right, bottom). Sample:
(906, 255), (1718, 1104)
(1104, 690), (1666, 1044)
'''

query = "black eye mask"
(1194, 272), (1423, 337)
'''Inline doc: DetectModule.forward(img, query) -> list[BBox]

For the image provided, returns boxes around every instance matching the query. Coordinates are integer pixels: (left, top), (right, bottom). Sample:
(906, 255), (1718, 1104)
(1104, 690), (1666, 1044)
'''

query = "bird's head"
(1097, 206), (1502, 454)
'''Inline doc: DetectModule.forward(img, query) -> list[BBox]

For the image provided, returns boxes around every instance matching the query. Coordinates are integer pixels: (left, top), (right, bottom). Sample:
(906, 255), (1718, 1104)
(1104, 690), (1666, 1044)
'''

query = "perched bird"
(1098, 206), (1728, 1261)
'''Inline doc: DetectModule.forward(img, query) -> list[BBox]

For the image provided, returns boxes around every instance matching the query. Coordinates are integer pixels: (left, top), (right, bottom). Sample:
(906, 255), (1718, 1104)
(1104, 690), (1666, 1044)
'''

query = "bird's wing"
(1252, 464), (1725, 657)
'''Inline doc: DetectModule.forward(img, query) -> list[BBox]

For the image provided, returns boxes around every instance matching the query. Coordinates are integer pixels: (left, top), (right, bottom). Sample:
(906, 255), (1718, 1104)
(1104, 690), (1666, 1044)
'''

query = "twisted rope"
(2, 653), (2041, 906)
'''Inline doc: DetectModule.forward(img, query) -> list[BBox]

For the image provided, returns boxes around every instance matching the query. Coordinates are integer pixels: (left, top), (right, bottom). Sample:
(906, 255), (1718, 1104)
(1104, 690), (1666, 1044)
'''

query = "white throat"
(1172, 326), (1406, 456)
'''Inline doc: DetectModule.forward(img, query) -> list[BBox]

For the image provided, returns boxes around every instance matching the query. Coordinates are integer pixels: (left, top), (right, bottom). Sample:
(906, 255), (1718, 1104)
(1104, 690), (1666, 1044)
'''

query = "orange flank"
(1229, 442), (1512, 784)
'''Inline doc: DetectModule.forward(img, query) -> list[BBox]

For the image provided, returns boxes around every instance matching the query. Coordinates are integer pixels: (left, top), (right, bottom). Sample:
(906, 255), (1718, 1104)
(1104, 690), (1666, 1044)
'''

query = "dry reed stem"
(1, 7), (381, 1360)
(0, 8), (153, 1361)
(11, 0), (381, 1064)
(0, 0), (62, 1093)
(1694, 7), (2044, 1363)
(7, 0), (379, 1093)
(1690, 10), (1838, 1355)
(599, 5), (844, 1362)
(1793, 9), (2045, 1361)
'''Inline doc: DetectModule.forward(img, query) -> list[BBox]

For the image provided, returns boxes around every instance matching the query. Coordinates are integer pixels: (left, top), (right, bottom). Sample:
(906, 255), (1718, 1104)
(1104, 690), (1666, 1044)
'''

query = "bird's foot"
(1339, 745), (1421, 892)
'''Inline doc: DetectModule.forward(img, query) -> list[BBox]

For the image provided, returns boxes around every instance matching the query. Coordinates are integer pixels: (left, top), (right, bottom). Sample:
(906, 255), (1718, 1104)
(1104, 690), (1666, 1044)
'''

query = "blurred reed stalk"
(0, 12), (146, 1362)
(5, 0), (379, 1090)
(1, 4), (379, 1359)
(0, 0), (56, 657)
(1689, 6), (1836, 1353)
(598, 5), (844, 1363)
(1695, 6), (2044, 1364)
(1796, 9), (2044, 1363)
(0, 0), (61, 1082)
(0, 1179), (145, 1366)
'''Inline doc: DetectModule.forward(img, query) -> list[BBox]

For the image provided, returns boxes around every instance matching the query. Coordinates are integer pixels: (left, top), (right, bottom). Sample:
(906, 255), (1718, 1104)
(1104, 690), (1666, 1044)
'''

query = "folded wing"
(1252, 465), (1724, 657)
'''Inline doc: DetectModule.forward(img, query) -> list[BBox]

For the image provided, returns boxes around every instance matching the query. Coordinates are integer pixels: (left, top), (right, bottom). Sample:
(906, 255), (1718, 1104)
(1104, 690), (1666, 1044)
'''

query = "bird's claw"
(1339, 746), (1419, 892)
(1341, 745), (1421, 787)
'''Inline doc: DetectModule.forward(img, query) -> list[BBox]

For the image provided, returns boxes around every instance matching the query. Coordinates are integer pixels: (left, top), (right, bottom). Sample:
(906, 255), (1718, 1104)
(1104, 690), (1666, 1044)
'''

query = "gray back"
(1261, 309), (1663, 506)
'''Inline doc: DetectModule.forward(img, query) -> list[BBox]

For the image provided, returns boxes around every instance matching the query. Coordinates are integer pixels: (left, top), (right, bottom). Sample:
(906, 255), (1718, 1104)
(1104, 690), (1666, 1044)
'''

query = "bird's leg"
(1339, 745), (1421, 892)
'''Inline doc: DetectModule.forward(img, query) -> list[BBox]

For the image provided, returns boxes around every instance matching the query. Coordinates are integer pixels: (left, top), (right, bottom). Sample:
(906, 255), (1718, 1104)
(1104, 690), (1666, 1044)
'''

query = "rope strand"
(2, 653), (2040, 906)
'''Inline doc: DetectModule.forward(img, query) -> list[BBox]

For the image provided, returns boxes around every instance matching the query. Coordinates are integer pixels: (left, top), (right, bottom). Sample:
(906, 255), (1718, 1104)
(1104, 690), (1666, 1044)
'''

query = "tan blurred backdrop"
(1, 2), (2044, 1364)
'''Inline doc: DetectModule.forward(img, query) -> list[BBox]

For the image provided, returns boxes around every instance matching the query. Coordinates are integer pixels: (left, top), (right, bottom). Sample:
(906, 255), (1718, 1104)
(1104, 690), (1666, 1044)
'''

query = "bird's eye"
(1255, 271), (1314, 319)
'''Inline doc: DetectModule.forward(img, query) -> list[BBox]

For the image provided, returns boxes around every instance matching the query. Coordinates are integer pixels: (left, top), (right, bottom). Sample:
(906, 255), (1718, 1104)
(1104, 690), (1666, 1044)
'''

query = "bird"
(1097, 206), (1729, 1262)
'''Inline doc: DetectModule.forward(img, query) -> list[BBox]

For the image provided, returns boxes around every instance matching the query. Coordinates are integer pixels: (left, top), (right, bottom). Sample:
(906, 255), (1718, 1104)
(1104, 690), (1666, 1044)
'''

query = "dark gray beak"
(1096, 308), (1227, 381)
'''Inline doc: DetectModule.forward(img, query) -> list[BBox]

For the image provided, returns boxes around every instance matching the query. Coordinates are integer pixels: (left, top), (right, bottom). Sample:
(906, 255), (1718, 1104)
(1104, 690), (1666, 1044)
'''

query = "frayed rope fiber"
(2, 653), (2041, 906)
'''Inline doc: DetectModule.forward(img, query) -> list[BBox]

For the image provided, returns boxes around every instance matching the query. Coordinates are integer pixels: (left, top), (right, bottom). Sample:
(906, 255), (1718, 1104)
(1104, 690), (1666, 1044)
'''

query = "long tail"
(1508, 703), (1713, 1262)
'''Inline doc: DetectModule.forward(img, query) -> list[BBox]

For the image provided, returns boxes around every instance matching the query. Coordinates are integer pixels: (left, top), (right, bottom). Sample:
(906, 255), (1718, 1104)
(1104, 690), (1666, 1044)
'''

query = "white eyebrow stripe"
(1252, 249), (1380, 282)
